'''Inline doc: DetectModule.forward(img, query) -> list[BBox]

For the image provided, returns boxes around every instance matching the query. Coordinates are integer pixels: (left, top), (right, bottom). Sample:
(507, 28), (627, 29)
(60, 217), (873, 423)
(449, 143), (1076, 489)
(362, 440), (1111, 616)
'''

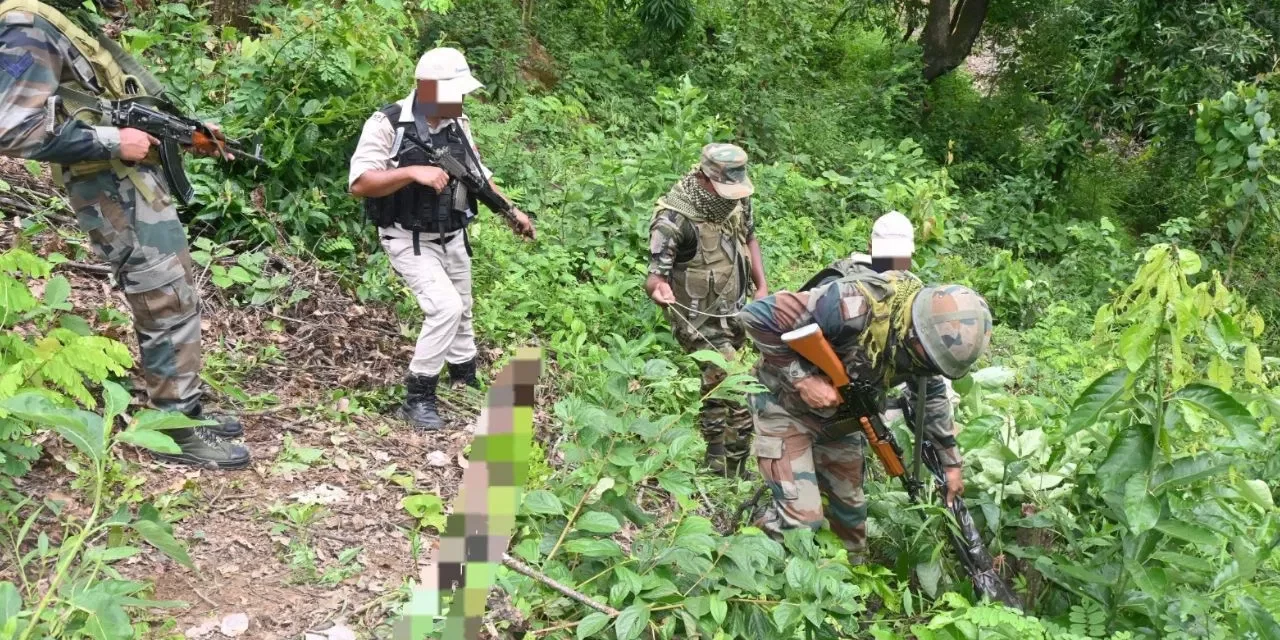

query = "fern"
(27, 332), (133, 406)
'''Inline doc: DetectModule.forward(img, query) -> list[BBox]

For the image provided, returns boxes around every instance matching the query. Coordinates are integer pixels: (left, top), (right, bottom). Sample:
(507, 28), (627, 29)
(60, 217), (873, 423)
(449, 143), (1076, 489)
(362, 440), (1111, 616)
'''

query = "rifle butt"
(781, 324), (849, 386)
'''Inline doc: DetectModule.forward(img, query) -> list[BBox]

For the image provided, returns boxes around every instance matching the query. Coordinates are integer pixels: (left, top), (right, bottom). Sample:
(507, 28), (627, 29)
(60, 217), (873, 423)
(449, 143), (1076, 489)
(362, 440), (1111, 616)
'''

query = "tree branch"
(502, 553), (619, 616)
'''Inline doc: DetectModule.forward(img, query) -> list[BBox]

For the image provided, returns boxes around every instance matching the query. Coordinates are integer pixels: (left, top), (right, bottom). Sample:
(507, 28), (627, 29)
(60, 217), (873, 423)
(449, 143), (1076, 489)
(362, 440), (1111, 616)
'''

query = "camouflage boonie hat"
(699, 143), (753, 200)
(911, 285), (993, 379)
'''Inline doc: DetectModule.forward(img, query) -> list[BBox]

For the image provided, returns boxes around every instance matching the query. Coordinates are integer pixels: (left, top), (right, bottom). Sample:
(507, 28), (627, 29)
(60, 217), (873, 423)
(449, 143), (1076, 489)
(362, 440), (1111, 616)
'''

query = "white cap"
(870, 210), (914, 258)
(415, 48), (483, 103)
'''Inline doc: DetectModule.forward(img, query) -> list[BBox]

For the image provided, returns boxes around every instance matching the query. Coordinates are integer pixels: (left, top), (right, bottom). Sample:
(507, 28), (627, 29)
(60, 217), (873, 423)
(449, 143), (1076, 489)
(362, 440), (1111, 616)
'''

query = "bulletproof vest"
(363, 104), (479, 246)
(667, 204), (749, 329)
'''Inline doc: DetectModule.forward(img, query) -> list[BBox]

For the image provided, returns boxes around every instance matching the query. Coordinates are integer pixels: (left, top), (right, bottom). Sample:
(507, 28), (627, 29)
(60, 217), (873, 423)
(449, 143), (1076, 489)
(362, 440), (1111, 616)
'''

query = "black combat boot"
(152, 427), (251, 469)
(446, 358), (480, 390)
(399, 373), (444, 430)
(184, 403), (243, 439)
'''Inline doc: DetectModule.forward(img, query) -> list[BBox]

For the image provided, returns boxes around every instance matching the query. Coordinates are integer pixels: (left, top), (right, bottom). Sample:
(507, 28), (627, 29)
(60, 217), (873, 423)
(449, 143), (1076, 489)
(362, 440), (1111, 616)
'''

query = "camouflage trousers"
(66, 166), (203, 414)
(747, 390), (869, 560)
(667, 308), (753, 477)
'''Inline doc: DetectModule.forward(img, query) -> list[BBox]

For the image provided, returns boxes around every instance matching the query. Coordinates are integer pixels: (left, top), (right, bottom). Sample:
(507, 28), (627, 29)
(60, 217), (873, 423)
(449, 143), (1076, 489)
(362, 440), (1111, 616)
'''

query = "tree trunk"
(920, 0), (989, 81)
(210, 0), (256, 32)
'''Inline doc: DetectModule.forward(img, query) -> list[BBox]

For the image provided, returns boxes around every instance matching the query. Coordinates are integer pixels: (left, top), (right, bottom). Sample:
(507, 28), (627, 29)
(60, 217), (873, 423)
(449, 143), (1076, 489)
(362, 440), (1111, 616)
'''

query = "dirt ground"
(1, 158), (523, 639)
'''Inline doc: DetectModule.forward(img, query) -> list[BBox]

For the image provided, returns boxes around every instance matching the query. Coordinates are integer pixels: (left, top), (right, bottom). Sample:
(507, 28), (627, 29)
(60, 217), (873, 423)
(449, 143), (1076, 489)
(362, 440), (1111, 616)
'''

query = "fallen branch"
(55, 261), (113, 276)
(502, 553), (618, 616)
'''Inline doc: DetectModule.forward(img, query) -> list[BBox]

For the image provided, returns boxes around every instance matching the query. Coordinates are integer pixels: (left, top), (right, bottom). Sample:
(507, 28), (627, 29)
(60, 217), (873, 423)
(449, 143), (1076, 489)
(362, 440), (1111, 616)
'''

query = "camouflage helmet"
(910, 285), (992, 379)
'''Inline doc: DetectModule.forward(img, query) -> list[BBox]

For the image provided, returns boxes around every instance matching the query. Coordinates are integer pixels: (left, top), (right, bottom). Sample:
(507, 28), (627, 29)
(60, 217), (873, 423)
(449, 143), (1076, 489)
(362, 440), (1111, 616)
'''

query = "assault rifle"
(779, 323), (1023, 610)
(50, 94), (265, 206)
(397, 129), (535, 227)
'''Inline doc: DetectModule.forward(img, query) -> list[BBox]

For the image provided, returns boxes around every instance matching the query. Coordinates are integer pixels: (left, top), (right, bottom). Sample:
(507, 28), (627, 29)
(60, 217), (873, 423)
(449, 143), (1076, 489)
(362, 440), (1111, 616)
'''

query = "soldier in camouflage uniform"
(0, 0), (249, 468)
(739, 270), (991, 562)
(646, 144), (769, 477)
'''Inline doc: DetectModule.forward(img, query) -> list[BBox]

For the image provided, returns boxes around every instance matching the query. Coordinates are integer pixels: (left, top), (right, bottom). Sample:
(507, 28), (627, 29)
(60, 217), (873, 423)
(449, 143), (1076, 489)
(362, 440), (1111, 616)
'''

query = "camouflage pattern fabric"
(738, 273), (966, 554)
(749, 389), (870, 560)
(668, 309), (753, 475)
(647, 202), (755, 280)
(1, 11), (204, 415)
(0, 12), (119, 163)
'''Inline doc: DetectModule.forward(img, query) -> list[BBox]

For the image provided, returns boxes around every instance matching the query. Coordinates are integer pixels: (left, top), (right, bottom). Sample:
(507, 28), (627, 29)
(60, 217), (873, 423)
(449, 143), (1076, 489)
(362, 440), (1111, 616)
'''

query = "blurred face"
(415, 80), (463, 119)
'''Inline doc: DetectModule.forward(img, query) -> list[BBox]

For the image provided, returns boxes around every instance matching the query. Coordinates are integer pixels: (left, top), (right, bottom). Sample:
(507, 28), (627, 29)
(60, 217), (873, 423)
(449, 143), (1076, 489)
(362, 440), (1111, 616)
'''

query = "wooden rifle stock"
(780, 324), (849, 388)
(859, 416), (907, 477)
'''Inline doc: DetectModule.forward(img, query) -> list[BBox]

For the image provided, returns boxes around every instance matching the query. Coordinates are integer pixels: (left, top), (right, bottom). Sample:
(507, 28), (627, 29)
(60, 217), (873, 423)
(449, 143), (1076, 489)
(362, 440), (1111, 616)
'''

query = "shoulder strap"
(0, 0), (151, 98)
(379, 103), (402, 121)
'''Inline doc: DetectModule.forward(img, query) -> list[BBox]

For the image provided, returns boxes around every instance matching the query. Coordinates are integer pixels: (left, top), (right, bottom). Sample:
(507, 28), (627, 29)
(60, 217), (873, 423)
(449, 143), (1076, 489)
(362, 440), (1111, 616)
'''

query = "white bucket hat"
(415, 47), (483, 103)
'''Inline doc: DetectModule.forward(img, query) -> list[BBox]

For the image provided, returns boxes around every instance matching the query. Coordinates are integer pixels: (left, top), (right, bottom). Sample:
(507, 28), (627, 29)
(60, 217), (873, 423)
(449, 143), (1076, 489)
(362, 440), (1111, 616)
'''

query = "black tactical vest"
(363, 104), (480, 248)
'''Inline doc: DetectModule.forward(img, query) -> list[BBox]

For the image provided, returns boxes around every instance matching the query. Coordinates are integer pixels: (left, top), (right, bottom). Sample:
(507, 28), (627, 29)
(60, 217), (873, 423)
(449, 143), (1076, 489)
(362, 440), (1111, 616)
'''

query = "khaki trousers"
(380, 228), (476, 376)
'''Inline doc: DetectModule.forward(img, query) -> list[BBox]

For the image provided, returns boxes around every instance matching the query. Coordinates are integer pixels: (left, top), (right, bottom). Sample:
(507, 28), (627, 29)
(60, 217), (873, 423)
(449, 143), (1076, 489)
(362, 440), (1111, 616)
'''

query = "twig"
(237, 403), (306, 416)
(502, 553), (618, 616)
(184, 578), (218, 608)
(55, 261), (113, 276)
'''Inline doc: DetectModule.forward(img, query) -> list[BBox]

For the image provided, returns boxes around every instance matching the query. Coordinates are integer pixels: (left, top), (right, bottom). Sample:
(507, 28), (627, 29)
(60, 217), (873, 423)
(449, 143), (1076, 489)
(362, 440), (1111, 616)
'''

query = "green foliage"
(0, 249), (133, 477)
(0, 382), (206, 638)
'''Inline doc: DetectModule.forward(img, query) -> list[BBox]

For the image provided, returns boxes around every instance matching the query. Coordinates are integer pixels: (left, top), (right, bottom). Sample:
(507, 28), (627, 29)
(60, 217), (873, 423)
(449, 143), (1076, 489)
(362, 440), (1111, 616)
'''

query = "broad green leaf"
(0, 581), (20, 624)
(1118, 321), (1158, 372)
(115, 429), (181, 454)
(1246, 345), (1264, 384)
(1125, 560), (1168, 598)
(1123, 473), (1160, 535)
(614, 602), (650, 640)
(1237, 478), (1274, 511)
(916, 557), (943, 598)
(575, 511), (621, 535)
(771, 602), (803, 631)
(709, 596), (727, 625)
(1150, 551), (1214, 573)
(521, 490), (564, 515)
(130, 520), (194, 569)
(1096, 423), (1154, 494)
(683, 595), (709, 618)
(1059, 369), (1130, 441)
(42, 275), (70, 307)
(84, 546), (141, 563)
(1, 393), (104, 464)
(1174, 384), (1261, 447)
(102, 381), (130, 420)
(577, 612), (611, 640)
(1176, 248), (1202, 275)
(1238, 595), (1280, 639)
(563, 538), (622, 558)
(1155, 521), (1218, 546)
(1152, 454), (1230, 494)
(785, 558), (817, 591)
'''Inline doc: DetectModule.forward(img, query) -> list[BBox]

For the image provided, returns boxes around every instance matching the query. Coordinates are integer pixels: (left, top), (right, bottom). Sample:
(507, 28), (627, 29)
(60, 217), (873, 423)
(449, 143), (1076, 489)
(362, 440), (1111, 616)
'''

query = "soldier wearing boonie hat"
(349, 47), (535, 431)
(645, 142), (770, 478)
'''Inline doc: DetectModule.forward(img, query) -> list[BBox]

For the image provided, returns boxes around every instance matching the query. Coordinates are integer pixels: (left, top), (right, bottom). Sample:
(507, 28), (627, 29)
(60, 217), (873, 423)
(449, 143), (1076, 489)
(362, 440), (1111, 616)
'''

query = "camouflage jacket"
(647, 198), (755, 278)
(739, 271), (962, 466)
(0, 9), (119, 163)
